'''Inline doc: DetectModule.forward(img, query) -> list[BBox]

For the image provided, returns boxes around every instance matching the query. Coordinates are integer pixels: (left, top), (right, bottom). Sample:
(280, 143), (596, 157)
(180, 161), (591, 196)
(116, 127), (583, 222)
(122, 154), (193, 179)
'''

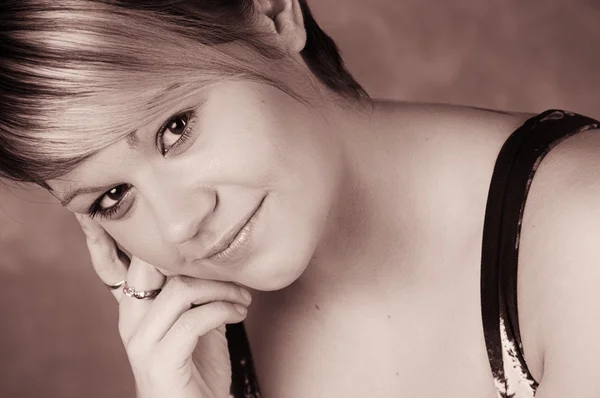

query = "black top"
(225, 109), (600, 398)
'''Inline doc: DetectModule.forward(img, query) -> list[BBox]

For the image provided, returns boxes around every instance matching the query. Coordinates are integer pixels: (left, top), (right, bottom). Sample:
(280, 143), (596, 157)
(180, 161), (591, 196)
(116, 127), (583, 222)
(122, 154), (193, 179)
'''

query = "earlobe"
(254, 0), (307, 53)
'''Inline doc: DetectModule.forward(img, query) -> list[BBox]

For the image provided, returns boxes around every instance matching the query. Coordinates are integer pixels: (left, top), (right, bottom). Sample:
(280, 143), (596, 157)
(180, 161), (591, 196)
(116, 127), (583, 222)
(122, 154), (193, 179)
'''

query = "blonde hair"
(0, 1), (368, 188)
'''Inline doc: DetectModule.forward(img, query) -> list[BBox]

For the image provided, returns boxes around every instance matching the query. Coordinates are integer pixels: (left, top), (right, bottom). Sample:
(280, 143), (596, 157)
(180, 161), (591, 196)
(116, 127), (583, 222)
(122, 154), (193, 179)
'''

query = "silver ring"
(122, 281), (162, 300)
(105, 279), (126, 290)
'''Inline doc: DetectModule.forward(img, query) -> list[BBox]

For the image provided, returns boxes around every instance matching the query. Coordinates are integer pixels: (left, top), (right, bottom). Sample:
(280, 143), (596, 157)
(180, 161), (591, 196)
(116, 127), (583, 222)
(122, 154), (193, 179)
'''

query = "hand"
(75, 214), (251, 398)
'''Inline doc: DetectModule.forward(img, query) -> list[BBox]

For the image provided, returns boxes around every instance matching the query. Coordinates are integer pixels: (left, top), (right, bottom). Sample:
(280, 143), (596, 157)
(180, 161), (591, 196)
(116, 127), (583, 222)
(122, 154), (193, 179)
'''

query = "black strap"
(480, 109), (599, 391)
(226, 322), (262, 397)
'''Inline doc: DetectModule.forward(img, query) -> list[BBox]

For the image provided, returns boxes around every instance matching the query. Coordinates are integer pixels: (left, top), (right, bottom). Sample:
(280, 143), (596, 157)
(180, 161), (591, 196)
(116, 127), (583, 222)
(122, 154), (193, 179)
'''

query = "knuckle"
(176, 316), (196, 335)
(218, 282), (249, 304)
(117, 316), (130, 341)
(131, 352), (163, 381)
(145, 360), (166, 380)
(86, 232), (110, 251)
(124, 335), (146, 359)
(84, 232), (101, 245)
(117, 315), (141, 354)
(105, 247), (120, 265)
(99, 250), (117, 266)
(237, 285), (251, 301)
(87, 235), (127, 268)
(209, 301), (231, 315)
(165, 275), (207, 301)
(89, 243), (115, 266)
(164, 278), (246, 309)
(167, 275), (192, 291)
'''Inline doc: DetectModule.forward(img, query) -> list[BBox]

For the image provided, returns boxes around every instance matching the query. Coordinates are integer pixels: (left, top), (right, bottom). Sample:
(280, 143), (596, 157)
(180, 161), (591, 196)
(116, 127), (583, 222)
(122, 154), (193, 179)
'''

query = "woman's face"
(50, 78), (341, 291)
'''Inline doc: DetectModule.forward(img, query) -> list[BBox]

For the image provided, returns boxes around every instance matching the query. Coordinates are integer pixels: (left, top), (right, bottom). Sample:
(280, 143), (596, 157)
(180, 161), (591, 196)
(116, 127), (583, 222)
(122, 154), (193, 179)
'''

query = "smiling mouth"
(204, 195), (266, 261)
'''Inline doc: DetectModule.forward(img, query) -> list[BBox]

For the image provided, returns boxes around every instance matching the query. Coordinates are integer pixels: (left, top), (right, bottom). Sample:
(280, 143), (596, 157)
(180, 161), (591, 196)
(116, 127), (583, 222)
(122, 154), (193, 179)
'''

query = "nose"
(145, 186), (216, 245)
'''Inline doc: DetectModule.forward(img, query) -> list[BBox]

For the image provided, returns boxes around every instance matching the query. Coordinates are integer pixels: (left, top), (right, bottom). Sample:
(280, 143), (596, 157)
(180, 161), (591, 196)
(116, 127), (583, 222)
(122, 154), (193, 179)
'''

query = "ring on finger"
(122, 281), (163, 300)
(104, 279), (126, 290)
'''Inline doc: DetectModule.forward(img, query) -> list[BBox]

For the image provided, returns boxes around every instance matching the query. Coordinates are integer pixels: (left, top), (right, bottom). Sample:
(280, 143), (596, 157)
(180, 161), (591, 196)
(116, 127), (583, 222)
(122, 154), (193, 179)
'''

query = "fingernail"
(240, 288), (252, 303)
(233, 303), (247, 315)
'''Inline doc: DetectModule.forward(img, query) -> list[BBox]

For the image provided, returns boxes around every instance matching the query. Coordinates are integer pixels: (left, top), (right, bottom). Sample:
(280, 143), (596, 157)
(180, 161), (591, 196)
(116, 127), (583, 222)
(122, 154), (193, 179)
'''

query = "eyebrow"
(125, 130), (141, 148)
(56, 92), (199, 207)
(56, 129), (142, 206)
(53, 135), (133, 207)
(57, 185), (112, 207)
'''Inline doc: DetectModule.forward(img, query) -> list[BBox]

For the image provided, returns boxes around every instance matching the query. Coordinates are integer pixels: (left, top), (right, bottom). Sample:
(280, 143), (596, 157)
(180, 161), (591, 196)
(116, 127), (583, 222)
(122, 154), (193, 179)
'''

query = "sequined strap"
(480, 109), (600, 397)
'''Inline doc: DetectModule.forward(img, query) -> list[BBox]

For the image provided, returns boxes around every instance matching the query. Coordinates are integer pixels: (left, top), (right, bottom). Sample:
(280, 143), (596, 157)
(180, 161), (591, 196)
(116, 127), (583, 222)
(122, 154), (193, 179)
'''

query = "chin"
(233, 190), (331, 292)
(240, 255), (311, 292)
(239, 233), (317, 292)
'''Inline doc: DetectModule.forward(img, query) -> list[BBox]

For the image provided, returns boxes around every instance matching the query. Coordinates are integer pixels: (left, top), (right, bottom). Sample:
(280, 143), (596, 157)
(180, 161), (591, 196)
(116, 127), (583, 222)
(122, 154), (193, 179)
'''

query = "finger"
(75, 214), (129, 302)
(135, 277), (252, 343)
(160, 301), (248, 360)
(118, 256), (167, 343)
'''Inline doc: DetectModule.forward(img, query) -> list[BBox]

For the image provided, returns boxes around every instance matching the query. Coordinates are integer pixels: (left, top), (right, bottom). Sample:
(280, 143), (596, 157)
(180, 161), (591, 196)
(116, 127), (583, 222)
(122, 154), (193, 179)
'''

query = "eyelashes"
(87, 184), (132, 220)
(87, 110), (198, 220)
(157, 110), (197, 156)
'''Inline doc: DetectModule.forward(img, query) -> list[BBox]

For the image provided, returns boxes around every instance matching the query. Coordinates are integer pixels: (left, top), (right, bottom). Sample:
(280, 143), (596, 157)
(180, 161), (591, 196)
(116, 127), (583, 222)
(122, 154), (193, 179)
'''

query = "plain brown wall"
(1, 1), (599, 397)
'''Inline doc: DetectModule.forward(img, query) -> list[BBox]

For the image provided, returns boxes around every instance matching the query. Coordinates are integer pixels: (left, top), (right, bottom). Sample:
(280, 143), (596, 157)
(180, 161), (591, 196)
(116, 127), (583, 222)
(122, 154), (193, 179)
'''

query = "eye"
(157, 111), (196, 155)
(101, 185), (128, 207)
(88, 184), (132, 220)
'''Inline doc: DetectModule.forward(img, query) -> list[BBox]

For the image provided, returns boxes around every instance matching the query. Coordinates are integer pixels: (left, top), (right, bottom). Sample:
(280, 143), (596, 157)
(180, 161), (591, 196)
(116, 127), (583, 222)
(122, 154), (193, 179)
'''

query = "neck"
(284, 98), (419, 303)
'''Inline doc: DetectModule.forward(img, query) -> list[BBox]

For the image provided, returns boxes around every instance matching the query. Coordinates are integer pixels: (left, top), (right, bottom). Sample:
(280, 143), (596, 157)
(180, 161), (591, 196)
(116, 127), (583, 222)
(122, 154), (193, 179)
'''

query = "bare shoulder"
(517, 124), (600, 396)
(388, 101), (534, 137)
(381, 102), (536, 215)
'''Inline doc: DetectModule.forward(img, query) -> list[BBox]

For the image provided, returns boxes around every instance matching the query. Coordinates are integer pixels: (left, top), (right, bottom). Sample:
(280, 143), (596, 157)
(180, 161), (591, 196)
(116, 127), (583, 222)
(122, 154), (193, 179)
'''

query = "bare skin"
(243, 102), (533, 398)
(53, 0), (600, 397)
(68, 94), (538, 398)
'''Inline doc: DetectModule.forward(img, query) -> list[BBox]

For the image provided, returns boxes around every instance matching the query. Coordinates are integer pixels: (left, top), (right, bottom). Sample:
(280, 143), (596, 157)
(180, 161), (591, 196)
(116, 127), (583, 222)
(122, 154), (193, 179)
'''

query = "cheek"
(200, 104), (282, 179)
(103, 216), (179, 269)
(200, 82), (314, 184)
(234, 191), (331, 291)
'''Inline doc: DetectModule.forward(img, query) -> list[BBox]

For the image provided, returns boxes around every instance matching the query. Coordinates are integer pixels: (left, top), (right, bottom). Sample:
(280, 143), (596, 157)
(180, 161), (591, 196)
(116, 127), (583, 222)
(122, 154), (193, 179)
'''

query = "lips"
(203, 196), (265, 259)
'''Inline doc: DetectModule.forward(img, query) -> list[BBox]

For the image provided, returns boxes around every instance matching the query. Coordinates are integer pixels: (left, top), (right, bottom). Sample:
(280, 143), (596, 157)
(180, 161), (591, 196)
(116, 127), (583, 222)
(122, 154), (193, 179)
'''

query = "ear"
(254, 0), (307, 53)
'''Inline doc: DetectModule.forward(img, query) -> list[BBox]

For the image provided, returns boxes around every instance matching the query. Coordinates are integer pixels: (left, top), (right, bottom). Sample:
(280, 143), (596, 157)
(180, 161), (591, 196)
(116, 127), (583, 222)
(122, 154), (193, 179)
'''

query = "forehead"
(55, 80), (207, 151)
(46, 82), (211, 193)
(47, 130), (161, 210)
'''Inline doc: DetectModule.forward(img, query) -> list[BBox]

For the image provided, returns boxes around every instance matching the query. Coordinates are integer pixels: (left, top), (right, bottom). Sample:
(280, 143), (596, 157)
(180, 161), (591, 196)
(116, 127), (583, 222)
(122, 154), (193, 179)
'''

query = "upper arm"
(519, 128), (600, 397)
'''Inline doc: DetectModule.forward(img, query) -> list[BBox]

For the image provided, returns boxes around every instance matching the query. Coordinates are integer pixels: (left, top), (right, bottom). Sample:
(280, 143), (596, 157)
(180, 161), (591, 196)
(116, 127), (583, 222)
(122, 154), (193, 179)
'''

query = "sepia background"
(1, 1), (599, 397)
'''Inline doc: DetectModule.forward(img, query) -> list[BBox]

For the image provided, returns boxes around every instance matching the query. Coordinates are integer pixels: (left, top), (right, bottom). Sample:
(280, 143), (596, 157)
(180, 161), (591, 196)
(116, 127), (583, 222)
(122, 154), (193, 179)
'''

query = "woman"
(1, 1), (599, 397)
